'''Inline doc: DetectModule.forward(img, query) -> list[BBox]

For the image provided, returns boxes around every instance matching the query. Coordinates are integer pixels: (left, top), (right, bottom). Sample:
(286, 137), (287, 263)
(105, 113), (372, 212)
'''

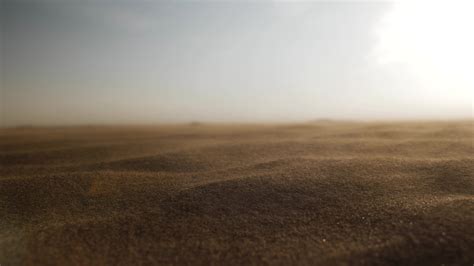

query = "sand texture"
(1, 121), (473, 265)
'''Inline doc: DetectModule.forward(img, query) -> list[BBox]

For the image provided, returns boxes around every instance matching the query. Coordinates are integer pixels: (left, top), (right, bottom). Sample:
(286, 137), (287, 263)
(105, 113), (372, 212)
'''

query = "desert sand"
(0, 121), (473, 265)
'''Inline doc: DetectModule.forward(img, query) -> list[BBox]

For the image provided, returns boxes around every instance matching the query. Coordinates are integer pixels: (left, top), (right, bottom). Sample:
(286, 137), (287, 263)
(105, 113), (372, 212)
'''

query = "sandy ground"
(0, 121), (473, 265)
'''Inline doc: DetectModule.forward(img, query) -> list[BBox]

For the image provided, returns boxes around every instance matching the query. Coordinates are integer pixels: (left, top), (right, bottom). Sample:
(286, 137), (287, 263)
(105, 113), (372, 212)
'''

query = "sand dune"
(0, 121), (473, 265)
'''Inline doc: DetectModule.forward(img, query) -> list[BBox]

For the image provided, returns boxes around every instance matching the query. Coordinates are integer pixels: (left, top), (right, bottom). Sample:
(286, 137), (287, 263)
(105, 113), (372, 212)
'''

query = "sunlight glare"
(375, 0), (474, 100)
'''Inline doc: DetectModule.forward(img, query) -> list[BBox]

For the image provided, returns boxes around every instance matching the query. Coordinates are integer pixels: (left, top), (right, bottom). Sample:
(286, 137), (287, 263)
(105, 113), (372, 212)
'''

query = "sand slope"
(1, 121), (473, 265)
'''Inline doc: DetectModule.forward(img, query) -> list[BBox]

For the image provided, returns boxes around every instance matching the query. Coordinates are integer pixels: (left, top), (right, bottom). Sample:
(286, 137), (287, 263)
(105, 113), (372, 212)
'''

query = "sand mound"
(90, 153), (208, 173)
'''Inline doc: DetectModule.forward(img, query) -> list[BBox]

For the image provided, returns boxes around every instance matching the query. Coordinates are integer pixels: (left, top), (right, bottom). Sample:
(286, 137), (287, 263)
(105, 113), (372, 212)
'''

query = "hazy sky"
(1, 1), (472, 126)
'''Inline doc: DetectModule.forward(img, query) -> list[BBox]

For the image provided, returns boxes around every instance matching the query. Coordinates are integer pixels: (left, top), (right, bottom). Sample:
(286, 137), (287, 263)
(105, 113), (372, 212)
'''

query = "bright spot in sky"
(375, 0), (474, 101)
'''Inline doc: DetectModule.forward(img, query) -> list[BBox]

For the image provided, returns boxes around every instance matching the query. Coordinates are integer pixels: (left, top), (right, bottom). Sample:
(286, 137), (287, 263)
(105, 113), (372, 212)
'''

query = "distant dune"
(0, 121), (473, 265)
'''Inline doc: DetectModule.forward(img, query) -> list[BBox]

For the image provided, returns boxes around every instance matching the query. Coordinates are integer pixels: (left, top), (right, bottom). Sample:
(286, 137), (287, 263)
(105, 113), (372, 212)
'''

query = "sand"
(0, 121), (473, 265)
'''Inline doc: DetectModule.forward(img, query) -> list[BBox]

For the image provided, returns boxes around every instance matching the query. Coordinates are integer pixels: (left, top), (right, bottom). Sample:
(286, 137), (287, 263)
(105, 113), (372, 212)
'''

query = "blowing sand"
(0, 121), (473, 265)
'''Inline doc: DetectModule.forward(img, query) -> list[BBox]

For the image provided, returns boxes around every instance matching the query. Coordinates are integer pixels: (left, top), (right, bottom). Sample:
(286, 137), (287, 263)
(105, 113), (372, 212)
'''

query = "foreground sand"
(1, 121), (473, 265)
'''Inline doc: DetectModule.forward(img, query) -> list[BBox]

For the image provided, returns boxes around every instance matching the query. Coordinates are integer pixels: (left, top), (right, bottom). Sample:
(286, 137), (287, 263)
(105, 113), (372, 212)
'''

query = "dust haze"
(0, 1), (473, 265)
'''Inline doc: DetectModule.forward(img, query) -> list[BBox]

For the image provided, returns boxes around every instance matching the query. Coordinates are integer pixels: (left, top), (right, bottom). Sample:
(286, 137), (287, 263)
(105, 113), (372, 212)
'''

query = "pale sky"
(1, 0), (472, 126)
